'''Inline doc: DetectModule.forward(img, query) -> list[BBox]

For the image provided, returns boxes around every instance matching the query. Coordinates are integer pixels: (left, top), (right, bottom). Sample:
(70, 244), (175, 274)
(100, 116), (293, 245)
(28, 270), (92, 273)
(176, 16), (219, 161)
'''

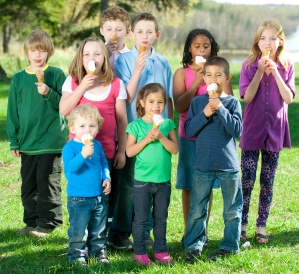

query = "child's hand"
(265, 59), (278, 76)
(135, 52), (146, 72)
(203, 103), (216, 117)
(193, 65), (204, 85)
(81, 142), (94, 158)
(209, 97), (222, 110)
(150, 128), (163, 140)
(113, 150), (126, 169)
(80, 74), (95, 91)
(106, 40), (118, 56)
(258, 57), (270, 73)
(35, 82), (49, 96)
(145, 130), (155, 143)
(11, 150), (20, 157)
(102, 179), (111, 195)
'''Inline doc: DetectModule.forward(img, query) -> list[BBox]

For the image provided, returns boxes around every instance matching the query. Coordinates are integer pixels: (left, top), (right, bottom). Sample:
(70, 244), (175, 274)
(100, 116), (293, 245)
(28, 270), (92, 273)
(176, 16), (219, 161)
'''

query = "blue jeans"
(109, 155), (135, 235)
(184, 170), (243, 253)
(67, 195), (108, 263)
(132, 181), (171, 255)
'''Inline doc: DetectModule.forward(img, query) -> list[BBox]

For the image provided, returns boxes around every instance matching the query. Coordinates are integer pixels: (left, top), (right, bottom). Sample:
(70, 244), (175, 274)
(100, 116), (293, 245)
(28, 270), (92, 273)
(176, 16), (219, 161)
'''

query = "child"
(173, 28), (233, 245)
(6, 29), (66, 238)
(184, 56), (243, 262)
(63, 104), (111, 265)
(108, 11), (173, 250)
(239, 19), (295, 244)
(126, 83), (178, 266)
(59, 37), (128, 229)
(100, 6), (131, 70)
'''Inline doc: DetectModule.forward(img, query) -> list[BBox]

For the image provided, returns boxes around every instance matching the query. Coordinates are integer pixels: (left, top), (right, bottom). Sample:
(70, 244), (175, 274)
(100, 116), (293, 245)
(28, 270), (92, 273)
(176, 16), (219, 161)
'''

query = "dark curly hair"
(182, 29), (220, 68)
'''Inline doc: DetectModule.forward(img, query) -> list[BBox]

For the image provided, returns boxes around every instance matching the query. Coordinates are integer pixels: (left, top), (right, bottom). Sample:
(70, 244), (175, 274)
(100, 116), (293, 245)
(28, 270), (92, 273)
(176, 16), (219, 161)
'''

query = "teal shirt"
(126, 118), (176, 183)
(6, 65), (67, 155)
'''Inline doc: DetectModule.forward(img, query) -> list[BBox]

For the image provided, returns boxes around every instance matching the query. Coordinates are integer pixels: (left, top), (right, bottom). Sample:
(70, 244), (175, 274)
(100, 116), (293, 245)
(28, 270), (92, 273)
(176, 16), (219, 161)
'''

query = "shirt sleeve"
(115, 54), (133, 87)
(62, 75), (73, 93)
(117, 79), (127, 100)
(239, 60), (253, 99)
(62, 144), (86, 173)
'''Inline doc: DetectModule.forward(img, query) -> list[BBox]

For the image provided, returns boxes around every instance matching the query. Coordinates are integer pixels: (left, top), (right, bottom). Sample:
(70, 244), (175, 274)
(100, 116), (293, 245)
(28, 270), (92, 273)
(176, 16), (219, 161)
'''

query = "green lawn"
(0, 57), (299, 273)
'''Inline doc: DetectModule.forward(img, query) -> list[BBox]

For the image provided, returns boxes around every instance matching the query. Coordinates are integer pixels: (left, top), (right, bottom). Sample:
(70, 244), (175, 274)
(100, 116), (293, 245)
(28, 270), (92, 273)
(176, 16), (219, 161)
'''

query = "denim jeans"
(21, 153), (63, 228)
(109, 155), (135, 235)
(184, 170), (243, 253)
(132, 181), (171, 255)
(67, 195), (108, 263)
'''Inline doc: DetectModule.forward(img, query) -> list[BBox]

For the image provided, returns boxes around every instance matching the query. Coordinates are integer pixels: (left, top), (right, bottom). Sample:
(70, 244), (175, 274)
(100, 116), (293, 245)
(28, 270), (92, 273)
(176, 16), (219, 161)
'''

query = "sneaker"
(186, 250), (201, 264)
(133, 254), (153, 266)
(208, 249), (233, 261)
(94, 250), (109, 265)
(107, 233), (133, 249)
(154, 252), (173, 264)
(69, 258), (88, 267)
(29, 226), (55, 238)
(16, 226), (35, 236)
(145, 234), (154, 249)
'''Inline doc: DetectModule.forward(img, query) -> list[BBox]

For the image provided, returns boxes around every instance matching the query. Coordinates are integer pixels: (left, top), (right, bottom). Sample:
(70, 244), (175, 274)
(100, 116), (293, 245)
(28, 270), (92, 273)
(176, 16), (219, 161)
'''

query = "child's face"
(258, 28), (281, 59)
(70, 115), (99, 142)
(100, 20), (130, 47)
(83, 41), (105, 74)
(203, 65), (231, 94)
(132, 20), (160, 51)
(27, 49), (48, 70)
(140, 91), (165, 118)
(189, 35), (211, 61)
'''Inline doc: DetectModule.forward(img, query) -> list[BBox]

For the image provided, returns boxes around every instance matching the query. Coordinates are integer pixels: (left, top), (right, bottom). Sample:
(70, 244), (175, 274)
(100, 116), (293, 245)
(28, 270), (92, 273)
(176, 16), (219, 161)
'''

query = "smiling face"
(258, 27), (281, 60)
(100, 19), (130, 48)
(69, 115), (99, 143)
(82, 41), (105, 75)
(140, 91), (165, 119)
(132, 20), (160, 52)
(189, 34), (212, 62)
(27, 49), (48, 70)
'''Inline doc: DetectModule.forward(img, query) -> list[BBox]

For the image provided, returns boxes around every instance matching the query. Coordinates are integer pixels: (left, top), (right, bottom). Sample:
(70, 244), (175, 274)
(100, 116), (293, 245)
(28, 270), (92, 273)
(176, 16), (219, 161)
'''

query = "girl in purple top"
(239, 19), (295, 244)
(173, 29), (233, 245)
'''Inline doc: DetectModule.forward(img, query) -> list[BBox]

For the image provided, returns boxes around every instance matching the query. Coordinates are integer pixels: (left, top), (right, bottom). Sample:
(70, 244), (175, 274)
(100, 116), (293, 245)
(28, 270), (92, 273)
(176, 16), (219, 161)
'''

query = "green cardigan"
(6, 65), (67, 155)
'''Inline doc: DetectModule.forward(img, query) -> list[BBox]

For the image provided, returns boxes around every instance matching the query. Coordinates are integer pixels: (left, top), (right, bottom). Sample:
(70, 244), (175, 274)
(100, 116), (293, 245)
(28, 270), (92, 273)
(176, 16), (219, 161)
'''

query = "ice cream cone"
(87, 60), (96, 76)
(36, 69), (44, 83)
(37, 75), (44, 83)
(110, 35), (118, 42)
(262, 48), (270, 58)
(153, 124), (160, 129)
(207, 83), (218, 98)
(139, 45), (147, 55)
(195, 56), (206, 67)
(152, 114), (164, 129)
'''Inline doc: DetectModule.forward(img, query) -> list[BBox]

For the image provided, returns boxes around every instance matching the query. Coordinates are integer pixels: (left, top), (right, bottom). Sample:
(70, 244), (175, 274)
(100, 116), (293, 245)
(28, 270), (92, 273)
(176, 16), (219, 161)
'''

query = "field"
(0, 52), (299, 273)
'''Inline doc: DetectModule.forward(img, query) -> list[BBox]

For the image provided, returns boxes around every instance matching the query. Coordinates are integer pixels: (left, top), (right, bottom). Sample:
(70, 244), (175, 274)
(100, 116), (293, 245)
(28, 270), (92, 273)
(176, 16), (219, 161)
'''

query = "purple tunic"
(239, 57), (295, 152)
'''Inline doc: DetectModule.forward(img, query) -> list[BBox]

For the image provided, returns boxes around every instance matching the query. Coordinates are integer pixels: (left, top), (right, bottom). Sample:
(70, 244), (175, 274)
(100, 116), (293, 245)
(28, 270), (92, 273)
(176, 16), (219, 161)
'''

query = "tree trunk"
(3, 22), (11, 53)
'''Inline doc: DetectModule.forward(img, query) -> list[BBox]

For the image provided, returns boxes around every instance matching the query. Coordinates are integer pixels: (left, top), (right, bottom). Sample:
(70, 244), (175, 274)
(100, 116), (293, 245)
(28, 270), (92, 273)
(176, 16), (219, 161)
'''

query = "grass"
(0, 53), (299, 273)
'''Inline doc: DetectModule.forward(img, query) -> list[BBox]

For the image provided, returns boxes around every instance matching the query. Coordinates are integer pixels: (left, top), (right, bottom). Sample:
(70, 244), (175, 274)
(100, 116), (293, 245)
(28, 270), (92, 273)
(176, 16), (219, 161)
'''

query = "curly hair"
(100, 6), (131, 29)
(181, 29), (219, 68)
(136, 83), (166, 118)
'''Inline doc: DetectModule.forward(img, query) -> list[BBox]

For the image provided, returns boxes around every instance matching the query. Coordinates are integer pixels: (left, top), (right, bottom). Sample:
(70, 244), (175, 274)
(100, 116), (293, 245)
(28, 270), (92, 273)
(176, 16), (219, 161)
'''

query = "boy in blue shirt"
(63, 104), (111, 266)
(108, 12), (173, 250)
(184, 56), (243, 262)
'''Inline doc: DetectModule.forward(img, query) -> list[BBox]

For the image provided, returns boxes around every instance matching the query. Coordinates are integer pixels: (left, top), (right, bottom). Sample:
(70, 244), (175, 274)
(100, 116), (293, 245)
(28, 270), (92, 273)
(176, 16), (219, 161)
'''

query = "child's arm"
(151, 128), (178, 154)
(242, 58), (268, 104)
(124, 53), (146, 104)
(100, 148), (111, 195)
(268, 60), (294, 104)
(126, 132), (154, 157)
(173, 67), (204, 113)
(115, 98), (128, 169)
(102, 179), (111, 195)
(59, 75), (95, 116)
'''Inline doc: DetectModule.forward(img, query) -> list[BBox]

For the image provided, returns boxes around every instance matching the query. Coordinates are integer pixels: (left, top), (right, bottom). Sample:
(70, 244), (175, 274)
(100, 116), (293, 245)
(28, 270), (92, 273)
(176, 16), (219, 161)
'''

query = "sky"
(214, 0), (298, 5)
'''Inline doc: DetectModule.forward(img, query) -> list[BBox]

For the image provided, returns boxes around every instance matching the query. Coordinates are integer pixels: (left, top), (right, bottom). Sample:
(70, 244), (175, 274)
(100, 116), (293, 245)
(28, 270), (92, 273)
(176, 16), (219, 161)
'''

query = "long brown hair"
(246, 19), (288, 70)
(136, 83), (167, 118)
(69, 37), (114, 85)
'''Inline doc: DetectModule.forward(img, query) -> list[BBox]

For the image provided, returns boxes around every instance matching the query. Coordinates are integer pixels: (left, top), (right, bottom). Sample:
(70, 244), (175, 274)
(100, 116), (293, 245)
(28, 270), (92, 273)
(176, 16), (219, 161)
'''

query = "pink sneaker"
(133, 254), (153, 266)
(154, 252), (173, 264)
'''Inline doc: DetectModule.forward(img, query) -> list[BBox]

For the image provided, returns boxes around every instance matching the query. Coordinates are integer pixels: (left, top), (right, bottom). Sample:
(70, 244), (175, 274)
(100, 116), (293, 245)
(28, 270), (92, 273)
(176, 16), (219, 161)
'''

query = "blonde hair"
(100, 6), (131, 29)
(69, 37), (114, 85)
(136, 83), (167, 118)
(66, 104), (104, 130)
(23, 29), (54, 62)
(246, 19), (287, 70)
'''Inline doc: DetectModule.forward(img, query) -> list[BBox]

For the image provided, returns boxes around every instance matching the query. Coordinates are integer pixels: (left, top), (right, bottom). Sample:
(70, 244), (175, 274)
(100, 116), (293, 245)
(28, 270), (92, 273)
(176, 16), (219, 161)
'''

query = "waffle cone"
(37, 76), (44, 83)
(152, 124), (159, 129)
(139, 45), (147, 55)
(83, 139), (93, 145)
(262, 48), (270, 58)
